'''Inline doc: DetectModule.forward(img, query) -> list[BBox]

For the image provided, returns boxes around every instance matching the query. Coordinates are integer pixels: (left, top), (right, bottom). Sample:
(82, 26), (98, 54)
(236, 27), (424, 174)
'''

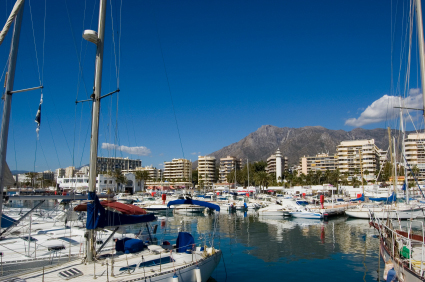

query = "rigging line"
(46, 112), (62, 168)
(79, 106), (92, 167)
(109, 0), (119, 87)
(77, 103), (85, 166)
(37, 137), (50, 170)
(72, 101), (77, 167)
(118, 0), (122, 87)
(11, 116), (17, 171)
(75, 0), (88, 103)
(152, 3), (185, 159)
(28, 0), (42, 86)
(50, 97), (73, 158)
(41, 0), (46, 83)
(33, 139), (37, 172)
(129, 107), (138, 148)
(64, 0), (89, 99)
(0, 51), (11, 85)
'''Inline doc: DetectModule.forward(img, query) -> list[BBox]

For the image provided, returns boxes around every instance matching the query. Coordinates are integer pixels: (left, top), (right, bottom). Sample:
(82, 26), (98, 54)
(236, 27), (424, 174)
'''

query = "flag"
(35, 94), (43, 138)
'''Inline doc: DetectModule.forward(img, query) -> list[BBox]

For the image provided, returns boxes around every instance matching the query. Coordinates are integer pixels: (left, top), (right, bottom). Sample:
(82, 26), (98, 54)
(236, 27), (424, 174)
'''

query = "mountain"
(202, 125), (400, 167)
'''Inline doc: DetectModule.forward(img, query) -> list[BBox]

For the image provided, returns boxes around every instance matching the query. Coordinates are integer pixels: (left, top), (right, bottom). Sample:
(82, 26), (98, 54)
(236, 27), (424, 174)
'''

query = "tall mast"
(247, 158), (249, 188)
(0, 2), (24, 230)
(416, 0), (425, 119)
(85, 0), (107, 262)
(399, 97), (409, 204)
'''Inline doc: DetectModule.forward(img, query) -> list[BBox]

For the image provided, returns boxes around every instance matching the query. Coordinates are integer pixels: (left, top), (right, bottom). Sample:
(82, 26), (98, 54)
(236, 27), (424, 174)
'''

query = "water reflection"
(6, 200), (390, 281)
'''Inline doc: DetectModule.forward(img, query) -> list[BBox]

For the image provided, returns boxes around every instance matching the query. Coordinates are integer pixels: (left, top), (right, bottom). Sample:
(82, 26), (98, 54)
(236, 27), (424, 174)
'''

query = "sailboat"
(2, 1), (222, 281)
(368, 1), (425, 281)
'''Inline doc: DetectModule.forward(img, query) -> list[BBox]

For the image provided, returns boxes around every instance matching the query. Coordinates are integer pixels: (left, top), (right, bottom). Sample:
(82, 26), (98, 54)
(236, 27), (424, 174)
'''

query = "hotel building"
(298, 153), (337, 175)
(404, 133), (425, 181)
(198, 156), (216, 187)
(163, 158), (192, 182)
(97, 157), (141, 173)
(219, 156), (242, 183)
(336, 139), (380, 181)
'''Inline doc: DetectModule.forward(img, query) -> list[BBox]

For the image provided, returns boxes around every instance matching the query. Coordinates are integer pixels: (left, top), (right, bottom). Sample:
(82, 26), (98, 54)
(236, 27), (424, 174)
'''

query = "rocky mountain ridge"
(200, 125), (402, 168)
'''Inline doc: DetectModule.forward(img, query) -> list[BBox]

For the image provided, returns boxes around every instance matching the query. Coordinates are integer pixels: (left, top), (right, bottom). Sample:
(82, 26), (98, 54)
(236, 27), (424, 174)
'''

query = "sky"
(0, 0), (423, 172)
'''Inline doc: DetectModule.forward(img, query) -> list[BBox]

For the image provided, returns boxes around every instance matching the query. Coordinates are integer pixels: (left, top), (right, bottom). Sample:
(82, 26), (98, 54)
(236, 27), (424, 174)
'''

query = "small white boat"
(290, 210), (323, 219)
(258, 204), (290, 216)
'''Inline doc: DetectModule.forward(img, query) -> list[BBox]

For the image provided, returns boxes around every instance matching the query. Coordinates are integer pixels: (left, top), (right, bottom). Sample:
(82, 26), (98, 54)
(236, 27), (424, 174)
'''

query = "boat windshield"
(296, 201), (309, 206)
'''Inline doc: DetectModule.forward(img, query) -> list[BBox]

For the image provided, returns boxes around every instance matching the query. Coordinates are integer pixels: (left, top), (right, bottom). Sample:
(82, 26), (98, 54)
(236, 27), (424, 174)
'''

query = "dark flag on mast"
(35, 93), (42, 138)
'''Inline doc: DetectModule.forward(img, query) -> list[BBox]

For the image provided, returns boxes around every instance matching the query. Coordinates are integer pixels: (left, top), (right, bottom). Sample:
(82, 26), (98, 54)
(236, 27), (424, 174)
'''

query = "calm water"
(150, 212), (386, 282)
(8, 201), (393, 281)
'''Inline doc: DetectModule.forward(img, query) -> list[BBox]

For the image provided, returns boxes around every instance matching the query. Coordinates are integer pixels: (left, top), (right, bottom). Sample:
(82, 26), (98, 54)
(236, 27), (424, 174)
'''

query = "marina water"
(153, 211), (386, 281)
(8, 200), (388, 281)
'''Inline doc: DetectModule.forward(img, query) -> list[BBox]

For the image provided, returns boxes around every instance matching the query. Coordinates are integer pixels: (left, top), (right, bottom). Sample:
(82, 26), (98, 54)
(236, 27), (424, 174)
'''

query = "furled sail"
(0, 0), (25, 46)
(86, 192), (156, 230)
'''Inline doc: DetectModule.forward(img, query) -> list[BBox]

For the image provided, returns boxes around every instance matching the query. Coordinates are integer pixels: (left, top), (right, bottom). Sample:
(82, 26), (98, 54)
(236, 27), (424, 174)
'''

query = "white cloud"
(191, 152), (201, 155)
(345, 89), (423, 127)
(101, 143), (151, 156)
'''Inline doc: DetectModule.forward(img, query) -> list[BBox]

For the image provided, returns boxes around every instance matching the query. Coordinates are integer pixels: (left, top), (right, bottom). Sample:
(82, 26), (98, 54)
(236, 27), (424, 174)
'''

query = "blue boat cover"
(86, 192), (156, 230)
(176, 232), (195, 253)
(369, 192), (397, 203)
(167, 198), (220, 211)
(350, 194), (364, 202)
(1, 214), (16, 228)
(115, 237), (146, 254)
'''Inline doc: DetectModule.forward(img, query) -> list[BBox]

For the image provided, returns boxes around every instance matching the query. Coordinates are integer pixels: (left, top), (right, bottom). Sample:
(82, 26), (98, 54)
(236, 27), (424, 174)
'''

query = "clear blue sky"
(0, 0), (421, 172)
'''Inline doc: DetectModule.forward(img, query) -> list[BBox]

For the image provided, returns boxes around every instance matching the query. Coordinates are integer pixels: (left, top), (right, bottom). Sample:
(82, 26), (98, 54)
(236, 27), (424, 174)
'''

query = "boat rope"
(152, 3), (185, 159)
(64, 0), (90, 99)
(109, 0), (120, 88)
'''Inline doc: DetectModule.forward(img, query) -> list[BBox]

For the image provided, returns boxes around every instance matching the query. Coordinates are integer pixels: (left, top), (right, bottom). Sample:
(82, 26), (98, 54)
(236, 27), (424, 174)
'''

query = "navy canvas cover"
(124, 239), (145, 253)
(1, 214), (16, 228)
(176, 232), (195, 253)
(167, 199), (220, 211)
(369, 192), (397, 203)
(86, 192), (156, 230)
(350, 194), (365, 202)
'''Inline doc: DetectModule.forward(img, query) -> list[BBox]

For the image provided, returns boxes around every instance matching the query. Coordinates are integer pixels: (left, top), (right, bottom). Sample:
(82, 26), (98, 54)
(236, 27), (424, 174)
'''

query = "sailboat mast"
(0, 2), (24, 230)
(415, 0), (425, 119)
(399, 97), (409, 204)
(87, 0), (107, 262)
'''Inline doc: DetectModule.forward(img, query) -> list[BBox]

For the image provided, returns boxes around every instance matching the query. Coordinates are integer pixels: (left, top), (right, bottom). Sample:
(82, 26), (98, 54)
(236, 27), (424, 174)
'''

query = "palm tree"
(255, 171), (271, 193)
(112, 169), (126, 192)
(25, 172), (38, 187)
(135, 170), (150, 191)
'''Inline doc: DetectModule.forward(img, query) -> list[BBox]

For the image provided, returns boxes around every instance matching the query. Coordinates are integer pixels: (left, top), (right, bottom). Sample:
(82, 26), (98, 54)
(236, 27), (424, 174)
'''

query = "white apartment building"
(219, 156), (242, 183)
(126, 165), (163, 181)
(405, 133), (425, 181)
(378, 149), (388, 168)
(298, 153), (337, 175)
(163, 158), (192, 182)
(97, 157), (141, 173)
(198, 156), (216, 187)
(57, 172), (142, 194)
(337, 139), (380, 181)
(65, 166), (76, 178)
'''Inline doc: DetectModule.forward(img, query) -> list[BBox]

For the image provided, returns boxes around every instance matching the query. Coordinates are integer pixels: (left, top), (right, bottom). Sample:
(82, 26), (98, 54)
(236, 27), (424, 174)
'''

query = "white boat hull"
(290, 212), (323, 219)
(345, 208), (423, 219)
(258, 210), (289, 216)
(7, 250), (222, 282)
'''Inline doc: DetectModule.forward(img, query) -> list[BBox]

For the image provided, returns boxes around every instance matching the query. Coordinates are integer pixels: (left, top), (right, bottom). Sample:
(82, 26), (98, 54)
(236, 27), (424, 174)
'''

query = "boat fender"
(172, 273), (179, 282)
(195, 266), (202, 282)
